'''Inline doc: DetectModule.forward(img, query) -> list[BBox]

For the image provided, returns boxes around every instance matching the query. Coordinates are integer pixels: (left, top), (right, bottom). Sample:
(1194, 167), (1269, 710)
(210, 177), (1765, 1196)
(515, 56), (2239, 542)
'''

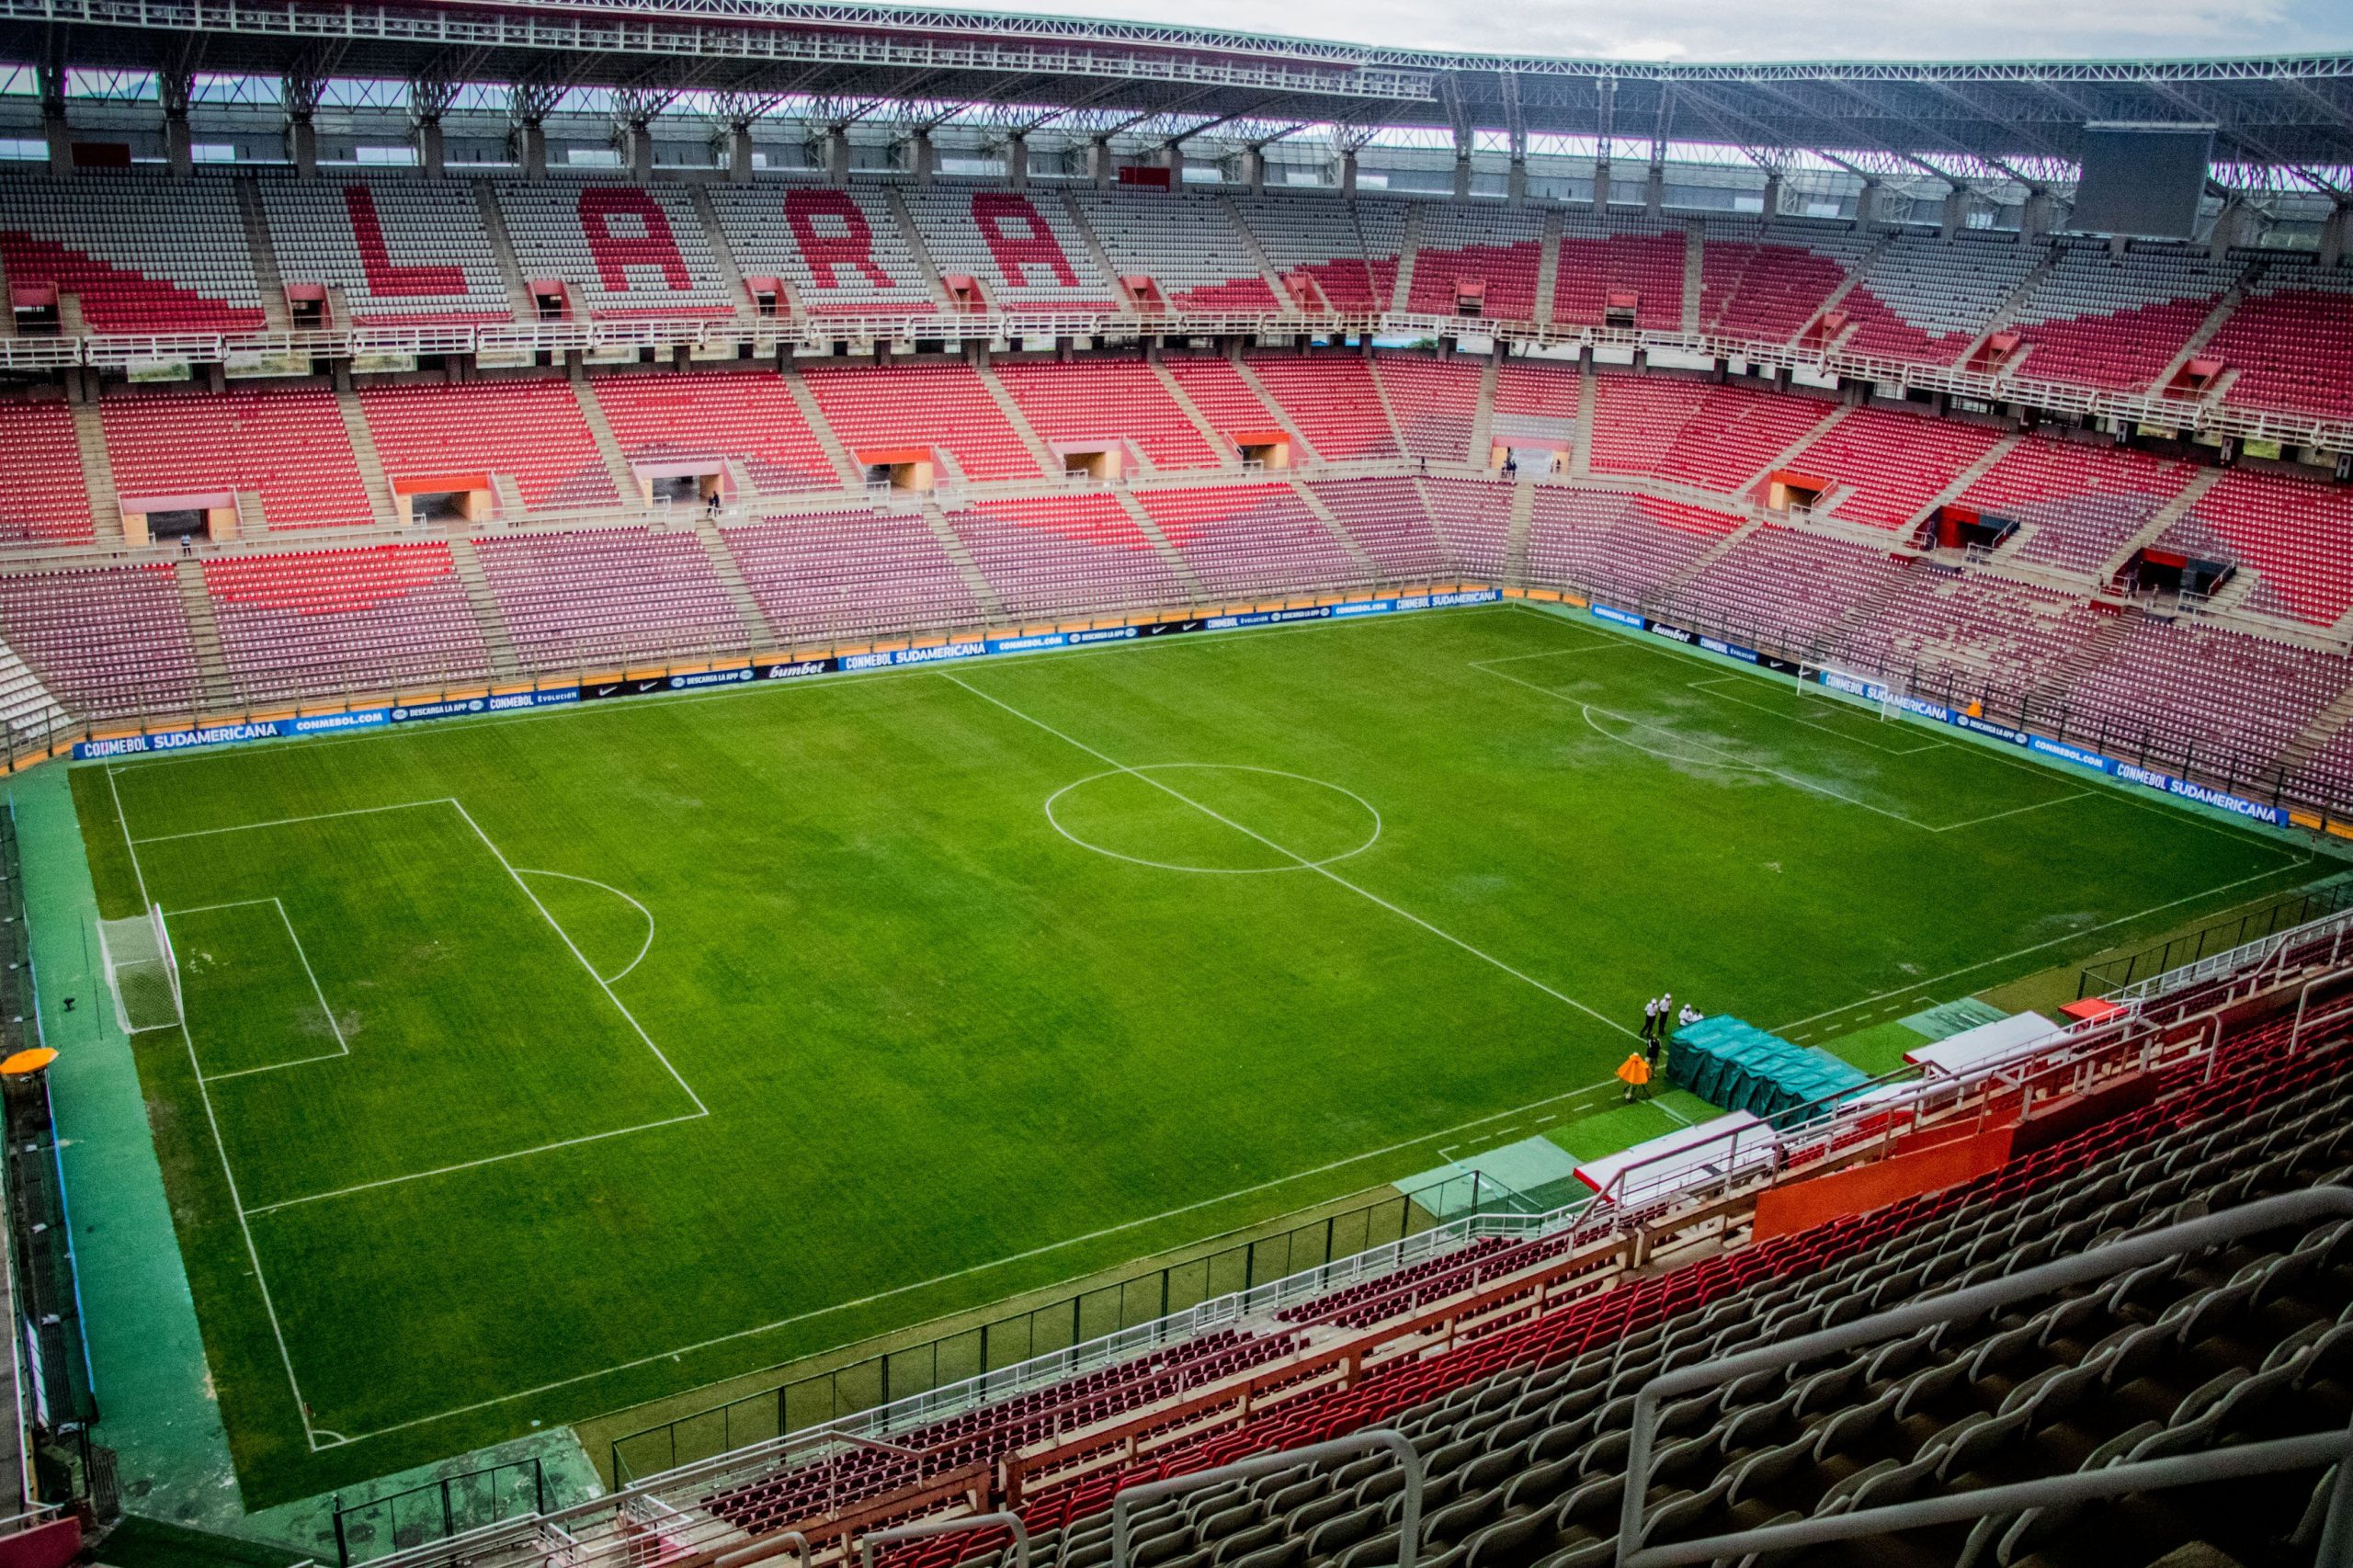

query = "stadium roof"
(7, 0), (2353, 182)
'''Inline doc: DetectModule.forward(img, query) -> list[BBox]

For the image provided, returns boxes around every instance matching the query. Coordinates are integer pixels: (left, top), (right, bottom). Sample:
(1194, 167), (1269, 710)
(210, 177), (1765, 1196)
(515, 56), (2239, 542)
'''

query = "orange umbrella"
(1616, 1053), (1651, 1087)
(0, 1048), (57, 1076)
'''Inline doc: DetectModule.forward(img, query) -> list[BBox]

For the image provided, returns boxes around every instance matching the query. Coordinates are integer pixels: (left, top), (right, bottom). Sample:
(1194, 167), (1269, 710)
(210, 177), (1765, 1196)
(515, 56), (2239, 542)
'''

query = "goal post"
(97, 905), (183, 1034)
(1800, 663), (1902, 720)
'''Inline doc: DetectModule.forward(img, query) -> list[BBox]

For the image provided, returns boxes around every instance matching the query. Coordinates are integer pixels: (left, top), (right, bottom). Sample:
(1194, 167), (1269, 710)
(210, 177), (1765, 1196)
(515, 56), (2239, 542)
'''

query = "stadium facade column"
(288, 116), (318, 177)
(1451, 153), (1472, 199)
(727, 123), (754, 182)
(1939, 188), (1968, 240)
(520, 120), (548, 179)
(1644, 163), (1665, 218)
(1760, 170), (1781, 221)
(1858, 177), (1882, 231)
(2322, 202), (2350, 268)
(1006, 133), (1029, 188)
(1506, 158), (1526, 206)
(912, 130), (936, 185)
(417, 119), (446, 178)
(38, 62), (67, 176)
(621, 119), (654, 180)
(824, 128), (850, 185)
(2209, 197), (2252, 261)
(1590, 154), (1608, 212)
(1339, 150), (1358, 199)
(1088, 137), (1113, 187)
(161, 73), (194, 177)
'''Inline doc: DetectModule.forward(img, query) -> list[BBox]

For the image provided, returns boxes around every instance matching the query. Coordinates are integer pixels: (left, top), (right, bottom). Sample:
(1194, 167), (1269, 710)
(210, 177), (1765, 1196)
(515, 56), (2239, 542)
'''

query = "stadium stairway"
(1149, 359), (1241, 470)
(68, 398), (122, 545)
(334, 383), (402, 529)
(1951, 247), (2065, 375)
(1388, 208), (1424, 313)
(570, 371), (643, 502)
(1288, 481), (1383, 580)
(1530, 211), (1563, 328)
(2097, 469), (2229, 588)
(1679, 223), (1703, 335)
(1466, 355), (1500, 470)
(1111, 490), (1211, 600)
(2154, 261), (2264, 397)
(692, 516), (779, 650)
(779, 369), (868, 490)
(444, 538), (525, 679)
(169, 559), (237, 710)
(1230, 359), (1322, 464)
(471, 182), (535, 322)
(921, 498), (1012, 621)
(977, 363), (1064, 477)
(1502, 481), (1534, 582)
(233, 177), (294, 335)
(1793, 230), (1896, 349)
(687, 186), (757, 324)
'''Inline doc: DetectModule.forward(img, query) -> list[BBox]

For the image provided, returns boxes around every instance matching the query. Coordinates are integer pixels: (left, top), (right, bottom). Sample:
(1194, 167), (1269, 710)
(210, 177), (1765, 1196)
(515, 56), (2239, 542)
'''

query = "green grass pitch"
(70, 601), (2322, 1504)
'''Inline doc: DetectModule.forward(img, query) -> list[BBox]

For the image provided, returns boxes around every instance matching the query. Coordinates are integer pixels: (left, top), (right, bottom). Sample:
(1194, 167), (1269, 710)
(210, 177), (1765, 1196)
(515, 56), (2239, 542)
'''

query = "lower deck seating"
(2062, 619), (2353, 776)
(1420, 480), (1514, 580)
(0, 564), (199, 719)
(1139, 485), (1362, 600)
(948, 497), (1181, 619)
(203, 544), (488, 698)
(2168, 472), (2353, 628)
(1674, 526), (1906, 652)
(474, 528), (744, 665)
(1526, 490), (1738, 608)
(726, 511), (980, 643)
(1964, 437), (2195, 577)
(1305, 479), (1449, 580)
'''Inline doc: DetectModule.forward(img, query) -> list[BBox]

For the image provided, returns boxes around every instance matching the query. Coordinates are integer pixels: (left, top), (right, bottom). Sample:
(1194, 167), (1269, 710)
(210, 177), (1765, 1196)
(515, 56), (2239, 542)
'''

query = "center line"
(940, 673), (1634, 1040)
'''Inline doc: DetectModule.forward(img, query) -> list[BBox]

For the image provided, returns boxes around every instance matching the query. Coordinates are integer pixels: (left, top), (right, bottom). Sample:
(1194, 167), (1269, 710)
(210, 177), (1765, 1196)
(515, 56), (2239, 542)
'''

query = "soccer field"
(70, 601), (2320, 1503)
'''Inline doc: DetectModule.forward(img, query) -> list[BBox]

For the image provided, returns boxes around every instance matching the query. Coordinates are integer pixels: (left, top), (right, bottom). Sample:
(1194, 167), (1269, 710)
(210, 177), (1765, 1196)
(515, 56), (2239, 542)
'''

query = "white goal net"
(97, 906), (182, 1034)
(1802, 664), (1903, 720)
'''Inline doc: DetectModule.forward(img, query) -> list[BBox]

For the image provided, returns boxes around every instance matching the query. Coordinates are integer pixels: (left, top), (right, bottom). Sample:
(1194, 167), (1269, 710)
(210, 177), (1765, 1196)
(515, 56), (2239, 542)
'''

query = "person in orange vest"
(1618, 1051), (1652, 1102)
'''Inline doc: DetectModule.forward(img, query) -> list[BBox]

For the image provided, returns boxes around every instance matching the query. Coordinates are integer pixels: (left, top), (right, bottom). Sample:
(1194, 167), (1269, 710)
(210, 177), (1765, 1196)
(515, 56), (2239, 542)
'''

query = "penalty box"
(124, 797), (702, 1219)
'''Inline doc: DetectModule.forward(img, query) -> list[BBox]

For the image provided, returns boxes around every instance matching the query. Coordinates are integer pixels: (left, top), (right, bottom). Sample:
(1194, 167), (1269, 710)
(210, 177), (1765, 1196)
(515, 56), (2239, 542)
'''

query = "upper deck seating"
(1233, 196), (1404, 310)
(2207, 260), (2353, 422)
(1839, 232), (2040, 363)
(1408, 205), (1543, 322)
(706, 182), (937, 315)
(494, 181), (735, 320)
(2007, 240), (2239, 392)
(0, 171), (266, 332)
(1550, 216), (1685, 330)
(1072, 190), (1280, 313)
(1695, 222), (1870, 345)
(902, 187), (1116, 312)
(1161, 358), (1287, 448)
(259, 176), (512, 325)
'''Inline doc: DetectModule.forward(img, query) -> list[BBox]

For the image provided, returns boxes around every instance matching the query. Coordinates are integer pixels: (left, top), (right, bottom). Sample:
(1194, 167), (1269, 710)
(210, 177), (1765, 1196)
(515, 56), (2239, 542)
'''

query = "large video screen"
(2071, 124), (2213, 240)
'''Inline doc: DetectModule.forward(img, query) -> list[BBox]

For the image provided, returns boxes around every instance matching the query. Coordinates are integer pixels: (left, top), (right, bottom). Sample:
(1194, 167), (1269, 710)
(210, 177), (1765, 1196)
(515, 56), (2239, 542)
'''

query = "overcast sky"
(970, 0), (2353, 62)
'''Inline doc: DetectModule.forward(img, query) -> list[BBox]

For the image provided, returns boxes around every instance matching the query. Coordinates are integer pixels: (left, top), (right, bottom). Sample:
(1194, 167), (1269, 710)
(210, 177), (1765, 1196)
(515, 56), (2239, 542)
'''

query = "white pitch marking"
(942, 672), (1637, 1040)
(131, 798), (458, 845)
(313, 1067), (1637, 1448)
(178, 897), (354, 1083)
(1683, 676), (1948, 756)
(1771, 855), (2320, 1035)
(515, 869), (657, 983)
(1043, 764), (1382, 876)
(104, 772), (324, 1453)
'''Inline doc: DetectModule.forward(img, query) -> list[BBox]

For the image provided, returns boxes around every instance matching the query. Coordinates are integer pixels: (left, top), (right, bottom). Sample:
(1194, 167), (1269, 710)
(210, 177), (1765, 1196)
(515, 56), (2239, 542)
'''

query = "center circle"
(1044, 765), (1382, 875)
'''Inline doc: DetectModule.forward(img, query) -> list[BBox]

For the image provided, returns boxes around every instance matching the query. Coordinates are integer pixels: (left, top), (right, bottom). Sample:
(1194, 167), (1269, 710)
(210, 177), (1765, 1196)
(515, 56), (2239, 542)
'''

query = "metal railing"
(862, 1514), (1029, 1568)
(330, 1456), (547, 1566)
(1619, 1187), (2353, 1567)
(2082, 879), (2353, 997)
(1110, 1431), (1419, 1568)
(608, 1165), (1530, 1481)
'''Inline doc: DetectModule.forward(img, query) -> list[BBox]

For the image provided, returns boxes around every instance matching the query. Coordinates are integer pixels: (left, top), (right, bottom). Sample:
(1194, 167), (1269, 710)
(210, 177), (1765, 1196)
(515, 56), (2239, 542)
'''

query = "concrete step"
(69, 398), (123, 544)
(446, 536), (526, 679)
(1503, 477), (1535, 582)
(1532, 209), (1562, 327)
(1149, 358), (1238, 468)
(976, 360), (1061, 476)
(1467, 351), (1501, 470)
(172, 559), (238, 710)
(690, 516), (778, 652)
(233, 176), (292, 334)
(1114, 489), (1207, 601)
(2097, 467), (2226, 585)
(1291, 478), (1381, 580)
(687, 185), (756, 322)
(780, 367), (866, 487)
(1680, 220), (1703, 335)
(1390, 205), (1424, 312)
(920, 501), (1007, 621)
(335, 383), (402, 528)
(1230, 358), (1320, 462)
(473, 183), (535, 322)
